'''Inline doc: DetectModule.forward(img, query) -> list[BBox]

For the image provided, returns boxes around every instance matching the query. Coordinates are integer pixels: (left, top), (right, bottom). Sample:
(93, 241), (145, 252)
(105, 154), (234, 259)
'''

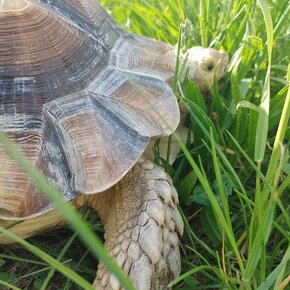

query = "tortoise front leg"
(86, 158), (184, 290)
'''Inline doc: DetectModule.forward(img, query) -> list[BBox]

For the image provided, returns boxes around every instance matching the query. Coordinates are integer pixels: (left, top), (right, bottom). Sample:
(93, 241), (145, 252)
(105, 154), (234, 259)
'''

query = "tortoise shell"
(0, 0), (179, 219)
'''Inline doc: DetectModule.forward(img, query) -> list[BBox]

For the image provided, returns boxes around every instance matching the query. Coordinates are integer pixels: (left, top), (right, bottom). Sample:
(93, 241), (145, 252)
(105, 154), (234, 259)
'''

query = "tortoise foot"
(91, 159), (183, 290)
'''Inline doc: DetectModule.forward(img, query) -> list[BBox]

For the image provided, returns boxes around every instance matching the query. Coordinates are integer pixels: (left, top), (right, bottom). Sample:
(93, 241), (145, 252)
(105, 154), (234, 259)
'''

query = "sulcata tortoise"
(0, 0), (228, 289)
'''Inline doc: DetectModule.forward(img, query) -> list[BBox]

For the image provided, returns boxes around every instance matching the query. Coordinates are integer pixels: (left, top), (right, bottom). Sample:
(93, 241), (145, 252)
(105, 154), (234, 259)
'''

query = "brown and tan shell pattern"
(0, 0), (180, 219)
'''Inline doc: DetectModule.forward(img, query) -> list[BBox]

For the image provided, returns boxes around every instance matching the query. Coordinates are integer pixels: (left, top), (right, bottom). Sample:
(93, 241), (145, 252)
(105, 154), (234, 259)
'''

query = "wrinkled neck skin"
(161, 49), (198, 114)
(155, 49), (195, 87)
(159, 48), (204, 91)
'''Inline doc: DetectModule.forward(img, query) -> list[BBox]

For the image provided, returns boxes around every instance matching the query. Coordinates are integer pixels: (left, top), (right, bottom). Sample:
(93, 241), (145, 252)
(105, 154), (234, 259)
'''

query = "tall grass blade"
(172, 131), (245, 274)
(254, 0), (274, 162)
(265, 65), (290, 186)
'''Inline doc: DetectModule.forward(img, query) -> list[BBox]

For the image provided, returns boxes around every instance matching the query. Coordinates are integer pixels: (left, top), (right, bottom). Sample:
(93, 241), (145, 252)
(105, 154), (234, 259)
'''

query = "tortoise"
(0, 0), (228, 289)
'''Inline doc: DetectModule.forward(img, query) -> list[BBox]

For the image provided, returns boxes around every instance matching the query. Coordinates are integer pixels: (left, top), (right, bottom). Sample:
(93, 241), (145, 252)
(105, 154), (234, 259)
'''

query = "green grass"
(0, 0), (289, 289)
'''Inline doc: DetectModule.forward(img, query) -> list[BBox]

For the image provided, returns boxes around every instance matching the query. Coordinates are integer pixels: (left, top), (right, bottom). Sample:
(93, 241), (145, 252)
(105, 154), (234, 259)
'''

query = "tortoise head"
(186, 47), (228, 91)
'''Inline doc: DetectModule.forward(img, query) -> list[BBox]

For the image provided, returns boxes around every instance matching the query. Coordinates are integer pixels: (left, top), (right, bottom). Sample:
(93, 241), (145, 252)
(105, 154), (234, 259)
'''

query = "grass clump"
(0, 0), (289, 289)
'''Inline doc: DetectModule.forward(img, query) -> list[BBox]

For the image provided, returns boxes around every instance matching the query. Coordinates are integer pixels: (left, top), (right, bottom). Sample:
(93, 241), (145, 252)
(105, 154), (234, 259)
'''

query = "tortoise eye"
(207, 63), (214, 71)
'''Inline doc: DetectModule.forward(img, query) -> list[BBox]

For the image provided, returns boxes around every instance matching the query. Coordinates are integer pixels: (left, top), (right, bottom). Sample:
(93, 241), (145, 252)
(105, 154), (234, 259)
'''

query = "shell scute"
(0, 0), (179, 219)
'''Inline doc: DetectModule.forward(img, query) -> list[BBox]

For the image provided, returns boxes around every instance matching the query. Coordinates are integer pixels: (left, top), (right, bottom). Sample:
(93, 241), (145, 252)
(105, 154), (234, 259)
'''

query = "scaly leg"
(88, 158), (184, 290)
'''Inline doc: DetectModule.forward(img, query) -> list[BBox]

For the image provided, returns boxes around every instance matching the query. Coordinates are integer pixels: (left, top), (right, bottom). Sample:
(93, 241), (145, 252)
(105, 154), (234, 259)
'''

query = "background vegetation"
(0, 0), (289, 289)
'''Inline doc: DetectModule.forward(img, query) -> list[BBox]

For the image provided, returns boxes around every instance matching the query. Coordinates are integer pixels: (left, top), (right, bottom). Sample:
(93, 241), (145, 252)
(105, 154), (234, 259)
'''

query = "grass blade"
(254, 0), (274, 162)
(265, 65), (290, 186)
(40, 233), (78, 290)
(256, 245), (290, 290)
(0, 227), (94, 290)
(0, 280), (21, 290)
(168, 265), (216, 287)
(0, 132), (136, 290)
